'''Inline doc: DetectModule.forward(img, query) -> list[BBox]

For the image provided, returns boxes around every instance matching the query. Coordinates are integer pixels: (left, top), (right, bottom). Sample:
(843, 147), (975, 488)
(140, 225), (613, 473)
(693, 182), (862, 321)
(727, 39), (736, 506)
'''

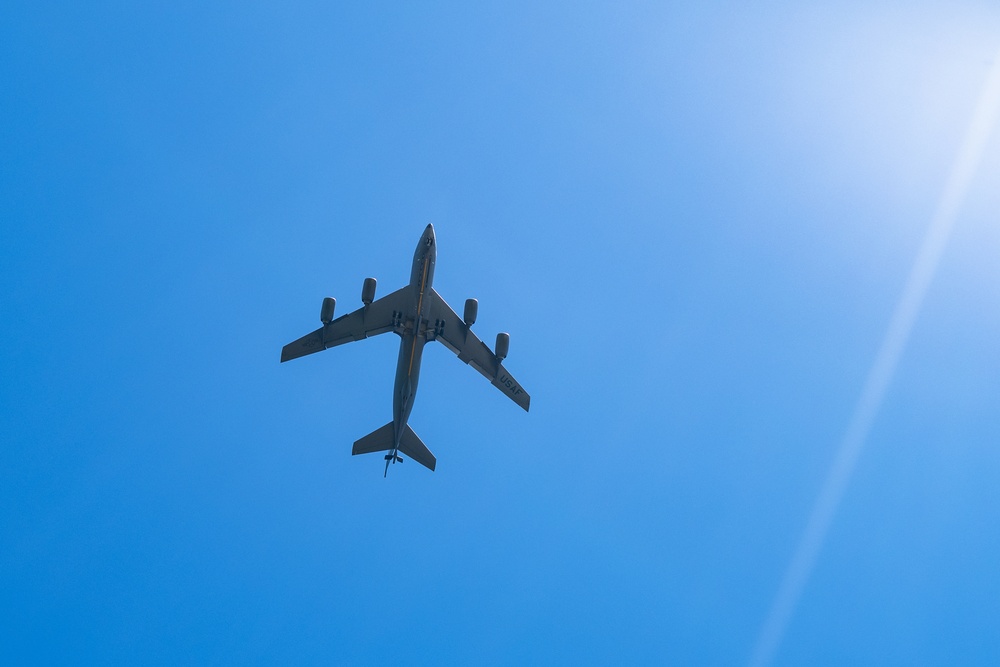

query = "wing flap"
(281, 327), (326, 362)
(280, 287), (412, 363)
(428, 288), (530, 412)
(492, 364), (531, 411)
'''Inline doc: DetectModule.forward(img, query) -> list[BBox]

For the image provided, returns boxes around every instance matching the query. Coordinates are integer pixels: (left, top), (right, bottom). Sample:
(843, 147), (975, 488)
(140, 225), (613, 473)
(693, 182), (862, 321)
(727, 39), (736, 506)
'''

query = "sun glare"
(749, 36), (1000, 667)
(775, 8), (1000, 217)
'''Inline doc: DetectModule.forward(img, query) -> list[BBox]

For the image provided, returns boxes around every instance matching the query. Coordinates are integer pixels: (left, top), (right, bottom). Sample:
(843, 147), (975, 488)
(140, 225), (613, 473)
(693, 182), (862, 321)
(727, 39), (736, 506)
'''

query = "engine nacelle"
(464, 298), (478, 326)
(320, 297), (336, 325)
(362, 277), (377, 306)
(495, 332), (509, 361)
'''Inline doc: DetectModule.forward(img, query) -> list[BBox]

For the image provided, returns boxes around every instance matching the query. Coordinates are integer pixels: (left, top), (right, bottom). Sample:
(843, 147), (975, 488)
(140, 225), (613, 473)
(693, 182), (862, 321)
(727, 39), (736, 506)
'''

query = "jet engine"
(495, 332), (509, 361)
(362, 277), (377, 306)
(320, 297), (336, 324)
(464, 298), (478, 326)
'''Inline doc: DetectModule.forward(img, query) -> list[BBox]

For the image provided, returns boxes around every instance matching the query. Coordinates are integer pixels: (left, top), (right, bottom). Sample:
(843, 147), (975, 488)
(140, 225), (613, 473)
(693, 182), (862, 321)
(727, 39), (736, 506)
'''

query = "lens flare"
(749, 44), (1000, 667)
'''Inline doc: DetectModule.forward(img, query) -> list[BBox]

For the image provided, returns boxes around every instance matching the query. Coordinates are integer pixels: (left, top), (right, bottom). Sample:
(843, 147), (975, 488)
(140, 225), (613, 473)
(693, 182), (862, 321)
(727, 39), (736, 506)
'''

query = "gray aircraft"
(281, 224), (530, 475)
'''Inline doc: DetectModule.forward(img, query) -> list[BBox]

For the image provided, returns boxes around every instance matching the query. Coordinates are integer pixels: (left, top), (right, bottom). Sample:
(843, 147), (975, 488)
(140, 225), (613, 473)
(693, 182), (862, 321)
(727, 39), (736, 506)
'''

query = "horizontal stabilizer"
(352, 422), (395, 456)
(398, 424), (436, 472)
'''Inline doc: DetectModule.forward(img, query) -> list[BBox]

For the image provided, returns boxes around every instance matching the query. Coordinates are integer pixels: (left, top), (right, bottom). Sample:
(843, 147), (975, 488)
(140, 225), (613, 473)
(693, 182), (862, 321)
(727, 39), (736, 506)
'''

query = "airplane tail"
(352, 422), (436, 472)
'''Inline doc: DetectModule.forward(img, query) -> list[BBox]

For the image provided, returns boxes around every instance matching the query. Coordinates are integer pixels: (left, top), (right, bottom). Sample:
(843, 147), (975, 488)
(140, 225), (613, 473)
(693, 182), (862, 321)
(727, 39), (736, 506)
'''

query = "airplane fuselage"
(391, 224), (437, 458)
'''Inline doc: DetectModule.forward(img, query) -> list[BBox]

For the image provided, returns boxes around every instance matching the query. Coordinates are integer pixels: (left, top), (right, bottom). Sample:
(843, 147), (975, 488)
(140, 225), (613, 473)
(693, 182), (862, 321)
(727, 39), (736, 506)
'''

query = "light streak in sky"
(749, 47), (1000, 667)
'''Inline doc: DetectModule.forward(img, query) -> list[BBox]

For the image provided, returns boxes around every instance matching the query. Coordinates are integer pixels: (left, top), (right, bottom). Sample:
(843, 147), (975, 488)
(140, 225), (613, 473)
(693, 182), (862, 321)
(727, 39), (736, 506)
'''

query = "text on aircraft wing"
(427, 288), (530, 411)
(281, 287), (413, 362)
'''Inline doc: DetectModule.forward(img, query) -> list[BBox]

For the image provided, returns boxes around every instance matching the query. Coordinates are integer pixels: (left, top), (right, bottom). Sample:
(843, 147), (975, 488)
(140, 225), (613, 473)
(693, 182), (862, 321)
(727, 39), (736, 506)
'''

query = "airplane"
(280, 224), (530, 476)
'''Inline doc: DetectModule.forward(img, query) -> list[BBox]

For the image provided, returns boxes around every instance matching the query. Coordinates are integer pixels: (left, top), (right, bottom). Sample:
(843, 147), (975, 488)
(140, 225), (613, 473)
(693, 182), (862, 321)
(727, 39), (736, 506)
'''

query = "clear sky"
(3, 2), (1000, 665)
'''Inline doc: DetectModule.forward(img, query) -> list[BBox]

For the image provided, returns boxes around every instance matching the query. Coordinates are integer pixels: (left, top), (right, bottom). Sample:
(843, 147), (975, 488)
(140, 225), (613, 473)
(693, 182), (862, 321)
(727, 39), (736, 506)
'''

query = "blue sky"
(3, 2), (1000, 665)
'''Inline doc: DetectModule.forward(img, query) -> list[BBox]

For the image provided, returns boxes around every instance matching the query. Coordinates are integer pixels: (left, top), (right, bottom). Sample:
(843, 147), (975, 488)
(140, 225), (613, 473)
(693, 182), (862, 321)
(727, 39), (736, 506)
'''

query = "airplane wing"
(427, 288), (530, 411)
(280, 287), (412, 363)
